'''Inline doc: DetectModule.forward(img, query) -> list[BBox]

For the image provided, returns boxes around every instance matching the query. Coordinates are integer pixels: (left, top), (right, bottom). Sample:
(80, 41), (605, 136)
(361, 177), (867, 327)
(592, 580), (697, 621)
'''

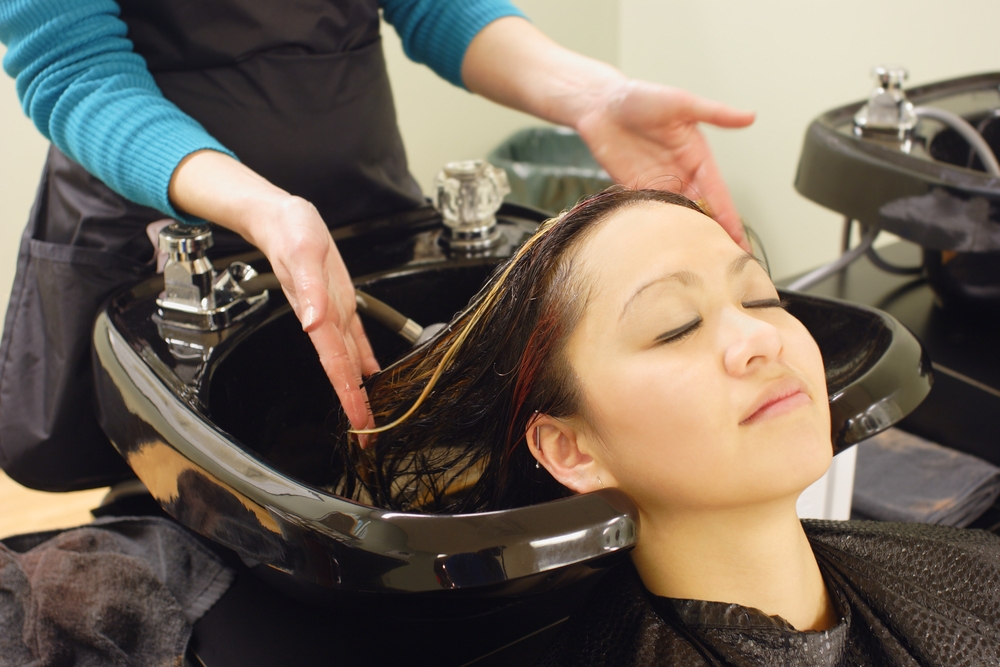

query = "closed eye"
(742, 298), (788, 310)
(654, 317), (702, 345)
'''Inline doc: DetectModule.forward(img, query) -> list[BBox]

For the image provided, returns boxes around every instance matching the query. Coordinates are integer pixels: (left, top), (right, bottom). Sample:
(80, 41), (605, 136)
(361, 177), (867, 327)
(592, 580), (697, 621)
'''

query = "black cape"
(538, 520), (1000, 666)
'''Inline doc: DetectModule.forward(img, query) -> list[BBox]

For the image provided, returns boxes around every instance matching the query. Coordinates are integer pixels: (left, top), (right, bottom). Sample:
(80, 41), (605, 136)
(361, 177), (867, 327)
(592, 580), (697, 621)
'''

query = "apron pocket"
(0, 237), (152, 491)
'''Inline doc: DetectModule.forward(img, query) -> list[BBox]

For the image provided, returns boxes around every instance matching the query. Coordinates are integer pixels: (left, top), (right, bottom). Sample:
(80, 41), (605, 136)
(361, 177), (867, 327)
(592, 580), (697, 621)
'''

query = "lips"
(740, 378), (811, 426)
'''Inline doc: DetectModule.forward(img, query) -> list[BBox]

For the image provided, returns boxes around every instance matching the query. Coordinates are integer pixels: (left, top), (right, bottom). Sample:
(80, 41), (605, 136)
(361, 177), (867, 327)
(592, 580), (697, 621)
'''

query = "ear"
(526, 414), (614, 494)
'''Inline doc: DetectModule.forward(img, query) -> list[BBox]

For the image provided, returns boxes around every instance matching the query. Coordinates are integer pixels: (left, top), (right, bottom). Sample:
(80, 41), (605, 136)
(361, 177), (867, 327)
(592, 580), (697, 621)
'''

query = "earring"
(534, 424), (542, 469)
(597, 476), (604, 489)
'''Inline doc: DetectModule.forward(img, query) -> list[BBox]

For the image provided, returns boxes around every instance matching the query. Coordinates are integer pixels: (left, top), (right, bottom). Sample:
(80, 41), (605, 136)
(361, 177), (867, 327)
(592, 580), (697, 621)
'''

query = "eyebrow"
(619, 252), (764, 321)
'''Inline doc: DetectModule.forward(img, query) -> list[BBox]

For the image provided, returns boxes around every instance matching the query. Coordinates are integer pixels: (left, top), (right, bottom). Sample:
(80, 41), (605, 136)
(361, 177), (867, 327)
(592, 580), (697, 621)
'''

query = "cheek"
(732, 323), (833, 491)
(591, 352), (723, 442)
(581, 353), (741, 504)
(787, 323), (830, 406)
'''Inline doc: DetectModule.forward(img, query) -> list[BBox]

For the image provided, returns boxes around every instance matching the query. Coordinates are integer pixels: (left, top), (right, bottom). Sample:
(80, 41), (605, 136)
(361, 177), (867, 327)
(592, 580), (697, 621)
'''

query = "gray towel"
(0, 516), (233, 667)
(852, 428), (1000, 527)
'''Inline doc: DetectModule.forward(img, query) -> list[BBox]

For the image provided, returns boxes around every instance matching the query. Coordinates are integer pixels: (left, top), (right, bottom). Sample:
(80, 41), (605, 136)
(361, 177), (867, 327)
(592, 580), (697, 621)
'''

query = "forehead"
(573, 201), (742, 293)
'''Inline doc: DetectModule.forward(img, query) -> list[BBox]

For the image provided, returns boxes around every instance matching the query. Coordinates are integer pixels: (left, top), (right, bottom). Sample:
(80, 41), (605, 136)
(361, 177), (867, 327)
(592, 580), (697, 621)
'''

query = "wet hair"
(335, 188), (705, 513)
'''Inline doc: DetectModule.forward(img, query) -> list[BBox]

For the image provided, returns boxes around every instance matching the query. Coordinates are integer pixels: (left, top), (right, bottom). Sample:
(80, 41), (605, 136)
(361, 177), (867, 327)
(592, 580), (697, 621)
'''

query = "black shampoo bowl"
(92, 205), (932, 603)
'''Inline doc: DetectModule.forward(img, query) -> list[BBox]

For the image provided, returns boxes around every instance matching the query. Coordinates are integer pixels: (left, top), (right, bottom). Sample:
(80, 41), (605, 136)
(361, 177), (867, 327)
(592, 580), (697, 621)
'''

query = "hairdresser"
(0, 0), (753, 490)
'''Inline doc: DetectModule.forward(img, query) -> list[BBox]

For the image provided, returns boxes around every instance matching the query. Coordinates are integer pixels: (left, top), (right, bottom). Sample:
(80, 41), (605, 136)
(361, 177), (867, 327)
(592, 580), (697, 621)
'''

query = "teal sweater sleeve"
(381, 0), (526, 88)
(0, 0), (525, 220)
(0, 0), (235, 220)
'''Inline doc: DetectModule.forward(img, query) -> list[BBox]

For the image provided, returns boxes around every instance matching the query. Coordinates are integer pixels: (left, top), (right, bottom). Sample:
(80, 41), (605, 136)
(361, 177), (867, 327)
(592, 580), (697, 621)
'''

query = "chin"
(753, 419), (833, 490)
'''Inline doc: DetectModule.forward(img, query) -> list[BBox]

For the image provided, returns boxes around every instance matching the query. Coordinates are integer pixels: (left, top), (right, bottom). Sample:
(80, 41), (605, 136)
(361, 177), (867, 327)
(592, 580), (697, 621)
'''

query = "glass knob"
(433, 160), (510, 249)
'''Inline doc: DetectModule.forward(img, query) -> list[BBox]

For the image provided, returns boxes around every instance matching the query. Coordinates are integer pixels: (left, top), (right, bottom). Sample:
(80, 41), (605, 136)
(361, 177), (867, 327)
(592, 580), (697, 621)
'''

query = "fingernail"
(302, 305), (317, 329)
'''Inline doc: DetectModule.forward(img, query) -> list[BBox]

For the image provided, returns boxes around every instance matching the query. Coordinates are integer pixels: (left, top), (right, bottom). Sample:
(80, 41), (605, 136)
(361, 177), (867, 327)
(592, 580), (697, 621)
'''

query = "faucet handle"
(159, 222), (214, 258)
(434, 159), (510, 251)
(854, 64), (917, 139)
(872, 65), (908, 91)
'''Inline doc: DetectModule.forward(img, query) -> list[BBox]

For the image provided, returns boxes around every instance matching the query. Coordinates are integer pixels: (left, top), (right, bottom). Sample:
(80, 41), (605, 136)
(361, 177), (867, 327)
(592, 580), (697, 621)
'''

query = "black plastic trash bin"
(488, 126), (614, 215)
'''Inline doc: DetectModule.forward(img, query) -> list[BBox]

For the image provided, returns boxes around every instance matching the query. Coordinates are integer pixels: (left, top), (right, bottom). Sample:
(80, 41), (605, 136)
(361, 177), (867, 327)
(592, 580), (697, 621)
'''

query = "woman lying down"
(335, 188), (1000, 666)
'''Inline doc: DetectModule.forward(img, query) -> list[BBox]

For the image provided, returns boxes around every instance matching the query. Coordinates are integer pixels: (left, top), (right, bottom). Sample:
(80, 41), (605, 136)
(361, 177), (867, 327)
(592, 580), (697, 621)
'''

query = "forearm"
(461, 16), (626, 129)
(463, 16), (754, 247)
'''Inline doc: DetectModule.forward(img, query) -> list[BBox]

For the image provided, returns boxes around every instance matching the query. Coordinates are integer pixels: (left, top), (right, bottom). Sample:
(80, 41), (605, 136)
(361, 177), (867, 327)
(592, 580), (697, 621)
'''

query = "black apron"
(0, 0), (423, 491)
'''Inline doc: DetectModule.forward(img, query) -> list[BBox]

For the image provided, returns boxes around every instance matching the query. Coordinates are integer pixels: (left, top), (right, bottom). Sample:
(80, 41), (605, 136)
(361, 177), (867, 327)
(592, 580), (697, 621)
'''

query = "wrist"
(169, 149), (292, 244)
(517, 53), (628, 130)
(237, 194), (318, 254)
(560, 71), (629, 132)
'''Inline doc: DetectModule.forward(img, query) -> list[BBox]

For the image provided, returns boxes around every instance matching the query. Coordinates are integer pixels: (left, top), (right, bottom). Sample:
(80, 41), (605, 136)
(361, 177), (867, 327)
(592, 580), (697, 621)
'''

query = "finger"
(307, 322), (372, 431)
(287, 262), (329, 333)
(680, 91), (756, 129)
(714, 207), (751, 253)
(285, 249), (377, 427)
(689, 157), (752, 253)
(279, 284), (301, 321)
(350, 311), (381, 375)
(333, 308), (377, 429)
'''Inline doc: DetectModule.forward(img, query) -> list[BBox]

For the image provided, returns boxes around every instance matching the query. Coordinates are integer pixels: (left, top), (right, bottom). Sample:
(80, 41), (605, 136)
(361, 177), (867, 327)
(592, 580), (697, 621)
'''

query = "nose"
(720, 306), (782, 376)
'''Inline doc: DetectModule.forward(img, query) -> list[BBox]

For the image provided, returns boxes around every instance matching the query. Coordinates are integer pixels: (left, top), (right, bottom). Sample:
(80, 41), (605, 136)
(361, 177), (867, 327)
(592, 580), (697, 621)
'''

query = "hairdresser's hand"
(168, 150), (378, 432)
(251, 199), (380, 432)
(462, 17), (754, 251)
(575, 80), (755, 251)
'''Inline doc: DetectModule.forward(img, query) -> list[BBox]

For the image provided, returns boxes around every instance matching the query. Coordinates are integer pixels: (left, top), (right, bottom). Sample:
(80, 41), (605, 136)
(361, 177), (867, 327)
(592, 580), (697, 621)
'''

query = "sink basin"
(92, 204), (932, 603)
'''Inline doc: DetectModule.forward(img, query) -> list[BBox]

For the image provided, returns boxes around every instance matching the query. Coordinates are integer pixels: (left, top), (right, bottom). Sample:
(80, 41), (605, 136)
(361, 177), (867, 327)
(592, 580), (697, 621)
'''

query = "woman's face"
(562, 202), (831, 514)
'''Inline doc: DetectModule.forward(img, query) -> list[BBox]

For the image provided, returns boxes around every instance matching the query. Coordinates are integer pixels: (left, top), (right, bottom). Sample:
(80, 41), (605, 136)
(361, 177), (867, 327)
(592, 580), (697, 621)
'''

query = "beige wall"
(0, 46), (49, 317)
(619, 0), (1000, 279)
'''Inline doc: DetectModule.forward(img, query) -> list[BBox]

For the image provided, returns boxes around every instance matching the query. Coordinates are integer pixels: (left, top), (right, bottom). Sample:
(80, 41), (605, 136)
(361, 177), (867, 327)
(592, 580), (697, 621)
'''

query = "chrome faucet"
(853, 66), (917, 141)
(156, 222), (268, 331)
